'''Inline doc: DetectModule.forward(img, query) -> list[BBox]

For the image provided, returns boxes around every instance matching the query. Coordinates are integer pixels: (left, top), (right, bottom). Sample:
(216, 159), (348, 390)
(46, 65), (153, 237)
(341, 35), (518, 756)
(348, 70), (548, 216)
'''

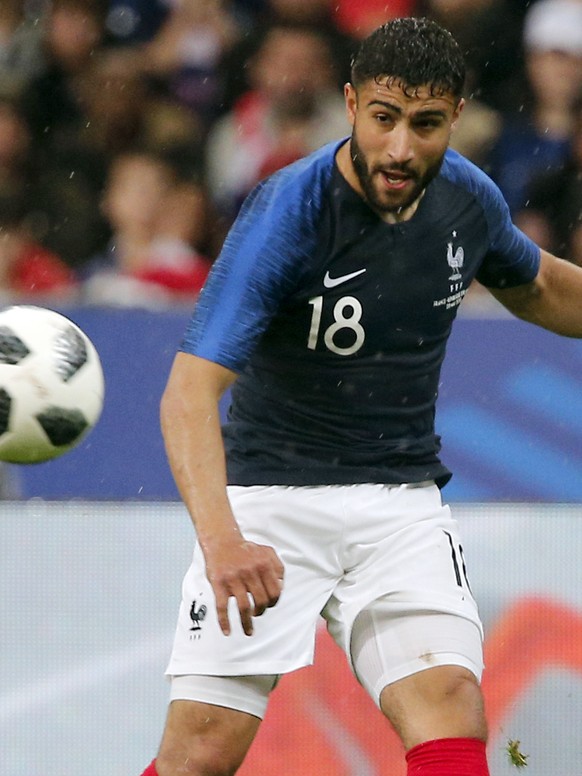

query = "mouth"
(379, 170), (414, 191)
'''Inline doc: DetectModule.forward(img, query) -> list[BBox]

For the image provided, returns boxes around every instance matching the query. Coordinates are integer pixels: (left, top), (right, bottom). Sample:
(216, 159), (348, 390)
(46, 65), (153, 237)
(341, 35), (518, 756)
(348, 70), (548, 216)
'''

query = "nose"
(386, 123), (414, 164)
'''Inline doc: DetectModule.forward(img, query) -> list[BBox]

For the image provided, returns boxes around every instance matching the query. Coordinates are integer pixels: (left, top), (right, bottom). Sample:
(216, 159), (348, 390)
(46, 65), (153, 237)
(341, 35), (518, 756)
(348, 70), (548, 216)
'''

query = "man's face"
(344, 79), (463, 216)
(253, 29), (333, 117)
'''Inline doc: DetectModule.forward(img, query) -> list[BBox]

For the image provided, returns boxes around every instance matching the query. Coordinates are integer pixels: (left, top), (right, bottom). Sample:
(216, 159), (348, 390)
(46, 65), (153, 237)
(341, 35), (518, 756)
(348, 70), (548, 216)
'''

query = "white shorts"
(166, 483), (484, 713)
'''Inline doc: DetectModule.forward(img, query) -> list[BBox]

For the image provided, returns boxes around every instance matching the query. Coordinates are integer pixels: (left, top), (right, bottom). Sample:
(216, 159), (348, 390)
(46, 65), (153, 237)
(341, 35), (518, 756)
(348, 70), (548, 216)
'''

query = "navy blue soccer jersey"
(181, 140), (540, 487)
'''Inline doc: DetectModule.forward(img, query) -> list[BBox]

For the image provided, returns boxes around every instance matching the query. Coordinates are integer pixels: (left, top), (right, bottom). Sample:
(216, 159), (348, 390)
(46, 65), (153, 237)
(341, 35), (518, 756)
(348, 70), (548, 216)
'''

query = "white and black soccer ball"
(0, 305), (105, 464)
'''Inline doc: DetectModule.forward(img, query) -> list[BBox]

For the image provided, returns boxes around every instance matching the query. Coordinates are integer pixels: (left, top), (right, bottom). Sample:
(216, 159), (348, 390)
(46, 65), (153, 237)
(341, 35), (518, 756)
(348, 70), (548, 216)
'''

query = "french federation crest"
(189, 599), (207, 631)
(447, 238), (464, 281)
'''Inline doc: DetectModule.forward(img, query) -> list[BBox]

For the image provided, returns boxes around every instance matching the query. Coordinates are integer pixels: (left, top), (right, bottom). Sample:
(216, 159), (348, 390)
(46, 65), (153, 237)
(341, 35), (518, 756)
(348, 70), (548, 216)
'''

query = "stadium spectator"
(0, 183), (78, 302)
(485, 0), (582, 214)
(205, 22), (350, 220)
(20, 0), (109, 153)
(220, 0), (358, 108)
(141, 0), (240, 129)
(516, 96), (582, 265)
(0, 0), (44, 98)
(76, 45), (154, 156)
(81, 148), (211, 308)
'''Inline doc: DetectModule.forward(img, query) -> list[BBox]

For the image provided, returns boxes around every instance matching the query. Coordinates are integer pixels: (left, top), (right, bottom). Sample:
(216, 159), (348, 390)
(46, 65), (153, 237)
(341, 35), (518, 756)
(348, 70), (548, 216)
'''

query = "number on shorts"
(444, 531), (471, 591)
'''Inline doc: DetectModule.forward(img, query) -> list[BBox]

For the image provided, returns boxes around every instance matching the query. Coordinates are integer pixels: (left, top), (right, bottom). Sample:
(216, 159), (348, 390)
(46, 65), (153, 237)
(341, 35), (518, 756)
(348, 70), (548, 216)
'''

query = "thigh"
(351, 606), (484, 706)
(157, 697), (261, 775)
(324, 483), (483, 661)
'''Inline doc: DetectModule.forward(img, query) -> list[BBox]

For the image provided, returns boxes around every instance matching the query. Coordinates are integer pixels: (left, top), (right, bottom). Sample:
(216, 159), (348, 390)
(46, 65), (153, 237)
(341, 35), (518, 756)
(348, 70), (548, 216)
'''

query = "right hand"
(204, 537), (285, 637)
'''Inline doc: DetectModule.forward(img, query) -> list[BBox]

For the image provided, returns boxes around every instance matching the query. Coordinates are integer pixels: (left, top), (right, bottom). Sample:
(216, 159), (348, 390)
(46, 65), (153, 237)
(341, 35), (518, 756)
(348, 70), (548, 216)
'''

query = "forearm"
(492, 252), (582, 338)
(160, 354), (240, 551)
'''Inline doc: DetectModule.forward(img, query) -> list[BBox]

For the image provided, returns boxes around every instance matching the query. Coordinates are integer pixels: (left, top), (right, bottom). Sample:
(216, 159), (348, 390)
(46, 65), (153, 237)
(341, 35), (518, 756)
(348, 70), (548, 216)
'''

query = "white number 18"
(307, 295), (366, 356)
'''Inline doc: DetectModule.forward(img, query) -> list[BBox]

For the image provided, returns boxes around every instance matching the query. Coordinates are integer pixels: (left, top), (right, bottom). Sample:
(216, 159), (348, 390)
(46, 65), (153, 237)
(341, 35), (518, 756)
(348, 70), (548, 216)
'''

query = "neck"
(378, 191), (425, 223)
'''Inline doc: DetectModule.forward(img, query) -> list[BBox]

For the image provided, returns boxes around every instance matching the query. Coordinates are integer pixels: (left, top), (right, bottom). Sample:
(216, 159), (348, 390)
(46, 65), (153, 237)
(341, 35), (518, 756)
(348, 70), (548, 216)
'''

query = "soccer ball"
(0, 305), (105, 464)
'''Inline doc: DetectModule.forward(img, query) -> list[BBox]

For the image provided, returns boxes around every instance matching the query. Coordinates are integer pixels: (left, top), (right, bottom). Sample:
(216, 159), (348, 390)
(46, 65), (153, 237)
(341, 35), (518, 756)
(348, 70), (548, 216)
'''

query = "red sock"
(406, 738), (490, 775)
(139, 760), (158, 776)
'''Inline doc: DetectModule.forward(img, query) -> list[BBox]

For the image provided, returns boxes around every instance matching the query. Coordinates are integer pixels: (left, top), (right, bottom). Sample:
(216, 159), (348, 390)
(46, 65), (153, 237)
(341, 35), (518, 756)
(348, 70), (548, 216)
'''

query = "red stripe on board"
(482, 596), (582, 729)
(239, 597), (582, 774)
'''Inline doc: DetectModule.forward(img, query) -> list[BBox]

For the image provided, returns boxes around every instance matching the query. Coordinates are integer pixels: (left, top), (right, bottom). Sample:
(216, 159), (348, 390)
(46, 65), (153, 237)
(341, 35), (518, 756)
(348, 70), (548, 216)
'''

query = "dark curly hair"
(351, 17), (466, 100)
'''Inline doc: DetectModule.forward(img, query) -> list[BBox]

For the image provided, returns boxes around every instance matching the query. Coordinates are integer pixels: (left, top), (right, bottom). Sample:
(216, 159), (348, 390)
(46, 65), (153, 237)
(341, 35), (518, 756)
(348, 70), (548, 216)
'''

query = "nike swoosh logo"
(323, 268), (367, 288)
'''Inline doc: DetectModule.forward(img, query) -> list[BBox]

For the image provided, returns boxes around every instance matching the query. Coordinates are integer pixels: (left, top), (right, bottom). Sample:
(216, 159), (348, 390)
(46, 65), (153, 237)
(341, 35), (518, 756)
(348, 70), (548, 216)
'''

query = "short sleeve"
(475, 183), (540, 289)
(441, 150), (540, 289)
(179, 152), (332, 372)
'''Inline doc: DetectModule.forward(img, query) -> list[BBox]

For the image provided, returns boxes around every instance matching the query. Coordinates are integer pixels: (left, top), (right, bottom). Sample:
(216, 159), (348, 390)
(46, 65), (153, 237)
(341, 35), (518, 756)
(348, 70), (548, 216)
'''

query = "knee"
(380, 666), (487, 749)
(418, 665), (483, 708)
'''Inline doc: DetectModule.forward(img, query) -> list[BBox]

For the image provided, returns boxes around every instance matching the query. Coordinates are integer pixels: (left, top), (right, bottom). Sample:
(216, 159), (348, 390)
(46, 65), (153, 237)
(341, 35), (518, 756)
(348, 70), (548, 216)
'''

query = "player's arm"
(490, 250), (582, 337)
(160, 351), (284, 636)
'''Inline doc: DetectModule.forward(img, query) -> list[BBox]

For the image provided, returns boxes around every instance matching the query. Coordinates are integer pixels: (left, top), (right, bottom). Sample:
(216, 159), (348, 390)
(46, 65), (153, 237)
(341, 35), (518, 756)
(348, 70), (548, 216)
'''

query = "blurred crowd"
(0, 0), (581, 310)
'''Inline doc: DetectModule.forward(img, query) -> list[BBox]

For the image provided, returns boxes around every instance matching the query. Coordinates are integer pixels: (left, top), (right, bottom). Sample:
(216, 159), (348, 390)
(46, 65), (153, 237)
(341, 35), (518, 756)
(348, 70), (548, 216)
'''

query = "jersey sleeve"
(443, 150), (541, 289)
(179, 157), (328, 372)
(473, 170), (540, 289)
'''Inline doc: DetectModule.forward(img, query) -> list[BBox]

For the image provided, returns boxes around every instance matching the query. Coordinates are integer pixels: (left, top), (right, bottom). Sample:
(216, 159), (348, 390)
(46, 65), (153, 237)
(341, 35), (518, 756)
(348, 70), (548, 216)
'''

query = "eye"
(415, 117), (442, 130)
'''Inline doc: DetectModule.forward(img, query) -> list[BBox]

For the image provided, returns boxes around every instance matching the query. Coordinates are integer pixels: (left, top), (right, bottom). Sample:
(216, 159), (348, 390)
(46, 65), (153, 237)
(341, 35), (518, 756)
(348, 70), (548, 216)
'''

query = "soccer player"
(141, 17), (582, 776)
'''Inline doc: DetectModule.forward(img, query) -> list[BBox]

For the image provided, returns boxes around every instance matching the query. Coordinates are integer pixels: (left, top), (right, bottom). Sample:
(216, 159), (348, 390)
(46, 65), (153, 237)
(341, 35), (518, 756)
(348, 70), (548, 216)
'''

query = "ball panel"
(0, 326), (30, 365)
(0, 388), (10, 434)
(36, 406), (89, 447)
(53, 325), (88, 382)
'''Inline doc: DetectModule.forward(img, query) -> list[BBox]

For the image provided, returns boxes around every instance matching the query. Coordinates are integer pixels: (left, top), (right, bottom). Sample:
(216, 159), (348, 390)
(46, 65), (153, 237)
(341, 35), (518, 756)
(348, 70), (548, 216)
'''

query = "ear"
(451, 97), (465, 131)
(344, 83), (357, 127)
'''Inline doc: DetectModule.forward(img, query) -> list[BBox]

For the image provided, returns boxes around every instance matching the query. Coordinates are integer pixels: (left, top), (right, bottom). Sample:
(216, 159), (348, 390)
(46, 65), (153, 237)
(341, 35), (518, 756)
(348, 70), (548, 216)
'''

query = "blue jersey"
(181, 140), (540, 487)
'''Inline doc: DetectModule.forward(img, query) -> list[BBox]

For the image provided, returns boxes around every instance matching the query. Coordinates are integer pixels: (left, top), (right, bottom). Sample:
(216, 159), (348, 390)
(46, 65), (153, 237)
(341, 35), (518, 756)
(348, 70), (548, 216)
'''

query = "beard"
(349, 130), (445, 215)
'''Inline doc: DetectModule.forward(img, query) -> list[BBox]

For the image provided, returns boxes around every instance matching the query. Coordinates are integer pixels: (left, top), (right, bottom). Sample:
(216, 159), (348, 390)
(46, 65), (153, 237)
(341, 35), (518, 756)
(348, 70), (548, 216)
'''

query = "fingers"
(252, 564), (285, 617)
(248, 549), (285, 621)
(214, 589), (233, 637)
(249, 576), (283, 619)
(211, 546), (285, 637)
(214, 584), (258, 636)
(234, 584), (260, 637)
(215, 584), (267, 637)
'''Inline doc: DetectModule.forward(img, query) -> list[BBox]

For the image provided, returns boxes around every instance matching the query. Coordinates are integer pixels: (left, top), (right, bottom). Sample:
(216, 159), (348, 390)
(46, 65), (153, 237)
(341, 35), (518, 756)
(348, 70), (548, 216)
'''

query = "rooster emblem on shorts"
(447, 234), (464, 281)
(190, 600), (208, 631)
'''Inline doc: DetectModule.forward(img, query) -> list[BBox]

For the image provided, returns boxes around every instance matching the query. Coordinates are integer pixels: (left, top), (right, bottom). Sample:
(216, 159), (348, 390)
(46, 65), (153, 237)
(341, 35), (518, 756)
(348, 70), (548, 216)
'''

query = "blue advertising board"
(10, 308), (582, 502)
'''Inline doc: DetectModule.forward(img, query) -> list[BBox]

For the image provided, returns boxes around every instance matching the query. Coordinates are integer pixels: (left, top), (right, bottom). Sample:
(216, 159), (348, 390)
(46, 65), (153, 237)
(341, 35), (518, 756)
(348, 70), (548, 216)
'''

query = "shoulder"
(440, 148), (503, 204)
(439, 148), (513, 228)
(242, 140), (345, 220)
(223, 139), (344, 258)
